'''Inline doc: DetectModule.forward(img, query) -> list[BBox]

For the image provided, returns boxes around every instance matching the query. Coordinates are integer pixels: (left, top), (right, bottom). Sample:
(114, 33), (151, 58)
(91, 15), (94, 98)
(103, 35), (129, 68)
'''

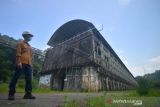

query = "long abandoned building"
(39, 19), (137, 91)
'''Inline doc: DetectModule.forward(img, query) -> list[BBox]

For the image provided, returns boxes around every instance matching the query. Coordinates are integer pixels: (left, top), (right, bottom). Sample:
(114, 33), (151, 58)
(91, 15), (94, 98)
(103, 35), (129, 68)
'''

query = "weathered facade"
(39, 19), (137, 91)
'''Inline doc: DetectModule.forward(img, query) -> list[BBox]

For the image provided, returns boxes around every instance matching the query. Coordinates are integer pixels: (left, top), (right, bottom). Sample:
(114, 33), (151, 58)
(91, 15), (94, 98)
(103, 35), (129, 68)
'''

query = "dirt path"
(0, 93), (160, 107)
(0, 93), (102, 107)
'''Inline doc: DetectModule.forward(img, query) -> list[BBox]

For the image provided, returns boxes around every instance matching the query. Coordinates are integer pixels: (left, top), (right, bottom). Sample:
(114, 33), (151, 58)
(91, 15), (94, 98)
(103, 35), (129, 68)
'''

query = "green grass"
(1, 83), (160, 96)
(86, 94), (106, 107)
(0, 83), (8, 93)
(0, 83), (87, 93)
(64, 95), (81, 107)
(129, 89), (160, 97)
(63, 91), (160, 107)
(0, 83), (53, 93)
(1, 83), (160, 107)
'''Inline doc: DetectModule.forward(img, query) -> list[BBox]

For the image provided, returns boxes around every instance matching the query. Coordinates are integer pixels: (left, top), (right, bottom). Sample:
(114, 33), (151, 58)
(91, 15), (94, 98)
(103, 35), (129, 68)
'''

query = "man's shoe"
(8, 95), (15, 100)
(23, 93), (36, 99)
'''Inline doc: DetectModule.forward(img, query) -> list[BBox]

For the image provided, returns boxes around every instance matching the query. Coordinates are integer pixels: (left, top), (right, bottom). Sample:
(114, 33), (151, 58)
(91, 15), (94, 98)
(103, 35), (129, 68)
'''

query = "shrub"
(17, 79), (25, 88)
(152, 80), (160, 88)
(17, 77), (39, 89)
(64, 95), (80, 107)
(86, 94), (106, 107)
(136, 78), (150, 96)
(32, 78), (39, 89)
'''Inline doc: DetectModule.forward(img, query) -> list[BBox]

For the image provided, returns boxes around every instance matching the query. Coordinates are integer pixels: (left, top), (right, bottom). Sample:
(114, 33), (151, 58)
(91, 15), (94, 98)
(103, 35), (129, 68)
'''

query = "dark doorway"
(51, 69), (66, 90)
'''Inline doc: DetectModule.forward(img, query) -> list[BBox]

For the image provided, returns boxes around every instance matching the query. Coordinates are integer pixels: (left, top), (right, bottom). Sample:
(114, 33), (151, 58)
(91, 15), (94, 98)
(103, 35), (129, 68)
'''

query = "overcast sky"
(0, 0), (160, 77)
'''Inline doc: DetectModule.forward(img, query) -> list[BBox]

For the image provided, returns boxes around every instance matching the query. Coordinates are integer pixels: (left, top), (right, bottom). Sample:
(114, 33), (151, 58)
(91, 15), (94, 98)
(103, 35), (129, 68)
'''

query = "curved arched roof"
(48, 19), (95, 46)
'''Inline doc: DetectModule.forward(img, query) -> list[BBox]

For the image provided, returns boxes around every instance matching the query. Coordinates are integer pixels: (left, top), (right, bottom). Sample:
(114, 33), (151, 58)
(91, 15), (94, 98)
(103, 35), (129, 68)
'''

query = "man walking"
(8, 31), (36, 100)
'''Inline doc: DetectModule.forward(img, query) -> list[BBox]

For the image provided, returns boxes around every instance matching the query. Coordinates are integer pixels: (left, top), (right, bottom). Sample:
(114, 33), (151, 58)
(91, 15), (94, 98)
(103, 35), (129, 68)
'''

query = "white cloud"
(145, 55), (160, 73)
(116, 50), (140, 77)
(42, 45), (50, 50)
(130, 56), (160, 77)
(115, 49), (160, 77)
(118, 0), (131, 6)
(149, 55), (160, 65)
(130, 66), (145, 76)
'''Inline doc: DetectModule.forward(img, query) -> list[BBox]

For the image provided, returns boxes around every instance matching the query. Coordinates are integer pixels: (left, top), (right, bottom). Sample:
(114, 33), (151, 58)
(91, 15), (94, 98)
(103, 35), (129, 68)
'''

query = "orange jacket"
(16, 40), (32, 65)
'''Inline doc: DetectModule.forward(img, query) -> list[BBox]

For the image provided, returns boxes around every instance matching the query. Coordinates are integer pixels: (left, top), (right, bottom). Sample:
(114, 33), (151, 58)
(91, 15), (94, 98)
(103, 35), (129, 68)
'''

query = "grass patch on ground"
(0, 83), (160, 107)
(147, 88), (160, 97)
(0, 83), (87, 93)
(1, 83), (160, 96)
(128, 89), (160, 97)
(63, 90), (160, 107)
(0, 83), (53, 93)
(64, 91), (160, 107)
(0, 83), (27, 93)
(0, 83), (8, 93)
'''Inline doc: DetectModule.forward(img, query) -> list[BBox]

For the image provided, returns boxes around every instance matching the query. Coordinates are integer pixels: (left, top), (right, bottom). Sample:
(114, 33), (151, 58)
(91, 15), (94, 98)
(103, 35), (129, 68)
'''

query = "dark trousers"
(9, 64), (32, 94)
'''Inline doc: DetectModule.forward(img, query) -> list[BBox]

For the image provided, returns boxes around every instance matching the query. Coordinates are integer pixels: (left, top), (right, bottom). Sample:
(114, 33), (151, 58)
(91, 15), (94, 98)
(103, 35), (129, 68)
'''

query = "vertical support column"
(125, 84), (127, 90)
(108, 78), (111, 91)
(98, 76), (101, 91)
(109, 77), (112, 91)
(106, 77), (109, 91)
(112, 79), (115, 90)
(117, 81), (120, 90)
(122, 83), (124, 90)
(116, 81), (118, 90)
(117, 81), (119, 90)
(110, 79), (112, 90)
(123, 83), (125, 90)
(102, 77), (104, 90)
(121, 83), (123, 90)
(115, 81), (117, 90)
(126, 84), (128, 90)
(120, 82), (122, 90)
(111, 79), (113, 90)
(119, 82), (122, 90)
(108, 78), (110, 91)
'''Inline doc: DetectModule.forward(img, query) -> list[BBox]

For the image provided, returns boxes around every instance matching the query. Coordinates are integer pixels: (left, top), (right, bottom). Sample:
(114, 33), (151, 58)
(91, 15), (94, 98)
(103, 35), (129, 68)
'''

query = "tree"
(0, 46), (15, 82)
(0, 34), (44, 82)
(136, 77), (150, 96)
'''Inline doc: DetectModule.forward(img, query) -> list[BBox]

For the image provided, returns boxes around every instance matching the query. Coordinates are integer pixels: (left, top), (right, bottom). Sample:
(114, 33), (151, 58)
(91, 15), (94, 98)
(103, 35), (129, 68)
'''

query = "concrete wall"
(39, 74), (52, 88)
(63, 66), (99, 91)
(92, 36), (137, 87)
(39, 65), (134, 91)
